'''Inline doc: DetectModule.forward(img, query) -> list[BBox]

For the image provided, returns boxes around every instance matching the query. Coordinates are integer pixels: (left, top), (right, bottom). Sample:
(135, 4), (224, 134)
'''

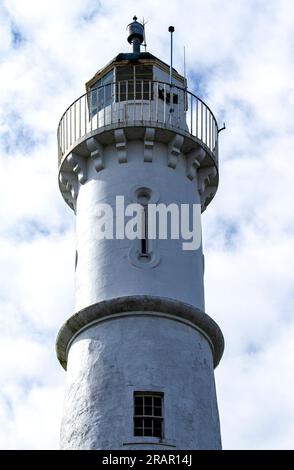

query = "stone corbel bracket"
(114, 128), (127, 164)
(197, 167), (217, 195)
(201, 185), (217, 210)
(67, 152), (87, 184)
(59, 171), (78, 211)
(86, 137), (104, 172)
(186, 148), (206, 181)
(197, 166), (217, 209)
(167, 134), (184, 169)
(144, 128), (155, 162)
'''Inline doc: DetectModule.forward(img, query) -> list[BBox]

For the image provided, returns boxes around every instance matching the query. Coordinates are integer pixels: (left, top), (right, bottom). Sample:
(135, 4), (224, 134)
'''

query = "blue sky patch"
(0, 111), (45, 155)
(11, 25), (25, 47)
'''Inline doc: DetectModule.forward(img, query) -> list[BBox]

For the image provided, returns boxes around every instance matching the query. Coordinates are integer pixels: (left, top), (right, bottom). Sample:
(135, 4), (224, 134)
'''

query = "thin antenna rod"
(168, 26), (175, 86)
(183, 45), (186, 88)
(142, 18), (147, 52)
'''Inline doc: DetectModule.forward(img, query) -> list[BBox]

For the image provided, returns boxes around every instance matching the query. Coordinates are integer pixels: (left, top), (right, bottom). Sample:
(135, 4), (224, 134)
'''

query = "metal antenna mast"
(183, 45), (186, 86)
(168, 26), (175, 86)
(142, 17), (148, 52)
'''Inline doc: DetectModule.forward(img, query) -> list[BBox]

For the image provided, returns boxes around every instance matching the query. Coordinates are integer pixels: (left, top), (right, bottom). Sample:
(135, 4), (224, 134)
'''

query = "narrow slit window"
(134, 392), (163, 438)
(140, 204), (149, 257)
(137, 189), (151, 260)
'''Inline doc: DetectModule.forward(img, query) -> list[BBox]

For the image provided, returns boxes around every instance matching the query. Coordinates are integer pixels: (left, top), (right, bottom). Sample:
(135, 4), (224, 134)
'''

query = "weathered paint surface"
(57, 50), (223, 449)
(75, 139), (205, 313)
(60, 315), (221, 450)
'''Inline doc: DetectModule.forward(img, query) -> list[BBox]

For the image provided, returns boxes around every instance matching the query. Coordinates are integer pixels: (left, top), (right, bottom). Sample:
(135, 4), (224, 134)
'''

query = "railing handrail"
(57, 79), (219, 165)
(57, 80), (219, 132)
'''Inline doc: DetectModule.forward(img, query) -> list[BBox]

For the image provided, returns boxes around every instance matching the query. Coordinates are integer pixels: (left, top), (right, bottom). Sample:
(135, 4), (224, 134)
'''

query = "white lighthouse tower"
(56, 17), (224, 450)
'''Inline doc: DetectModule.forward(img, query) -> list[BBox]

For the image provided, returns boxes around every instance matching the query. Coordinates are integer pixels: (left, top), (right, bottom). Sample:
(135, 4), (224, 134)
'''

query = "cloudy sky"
(0, 0), (294, 449)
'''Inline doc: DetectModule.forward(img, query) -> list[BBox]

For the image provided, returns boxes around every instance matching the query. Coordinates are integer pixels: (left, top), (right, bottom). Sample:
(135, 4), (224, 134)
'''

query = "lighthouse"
(56, 17), (224, 450)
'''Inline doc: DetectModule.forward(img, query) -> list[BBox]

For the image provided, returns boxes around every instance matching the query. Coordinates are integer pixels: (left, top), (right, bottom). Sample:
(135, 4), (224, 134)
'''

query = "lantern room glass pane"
(90, 69), (114, 116)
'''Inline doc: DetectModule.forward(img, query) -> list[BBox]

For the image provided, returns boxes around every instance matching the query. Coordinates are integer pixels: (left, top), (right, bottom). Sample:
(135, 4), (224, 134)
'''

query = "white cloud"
(0, 0), (293, 449)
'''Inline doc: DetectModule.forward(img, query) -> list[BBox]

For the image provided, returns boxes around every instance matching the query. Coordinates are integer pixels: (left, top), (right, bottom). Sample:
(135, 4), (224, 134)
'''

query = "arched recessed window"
(128, 185), (160, 269)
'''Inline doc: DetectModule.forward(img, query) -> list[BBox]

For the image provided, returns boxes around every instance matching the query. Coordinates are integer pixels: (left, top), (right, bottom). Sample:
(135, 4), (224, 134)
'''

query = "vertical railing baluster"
(210, 115), (213, 150)
(163, 83), (166, 124)
(59, 124), (62, 158)
(57, 125), (60, 160)
(69, 106), (72, 146)
(205, 106), (207, 146)
(66, 110), (69, 151)
(177, 89), (180, 126)
(208, 110), (211, 148)
(195, 97), (197, 136)
(118, 81), (121, 122)
(64, 115), (66, 154)
(90, 92), (93, 132)
(113, 82), (116, 124)
(200, 103), (203, 141)
(210, 114), (212, 150)
(149, 80), (151, 122)
(87, 92), (89, 134)
(65, 111), (68, 153)
(126, 80), (128, 123)
(195, 98), (197, 137)
(212, 118), (214, 151)
(155, 82), (159, 122)
(169, 86), (173, 125)
(103, 85), (106, 127)
(110, 84), (113, 125)
(190, 94), (193, 135)
(57, 124), (60, 159)
(203, 105), (205, 144)
(79, 97), (81, 138)
(74, 101), (76, 143)
(208, 112), (210, 149)
(133, 78), (136, 121)
(96, 89), (99, 129)
(62, 116), (65, 156)
(195, 98), (198, 139)
(84, 94), (87, 136)
(210, 115), (212, 151)
(59, 121), (61, 157)
(141, 79), (144, 121)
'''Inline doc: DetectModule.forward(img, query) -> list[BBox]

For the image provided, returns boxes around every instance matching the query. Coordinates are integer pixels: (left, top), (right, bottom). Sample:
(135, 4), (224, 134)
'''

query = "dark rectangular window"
(134, 392), (163, 438)
(158, 86), (178, 104)
(116, 65), (153, 101)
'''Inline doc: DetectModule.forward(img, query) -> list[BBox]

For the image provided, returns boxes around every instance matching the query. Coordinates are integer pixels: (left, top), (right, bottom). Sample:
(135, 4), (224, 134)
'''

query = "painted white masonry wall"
(75, 139), (205, 313)
(60, 315), (221, 450)
(57, 48), (223, 448)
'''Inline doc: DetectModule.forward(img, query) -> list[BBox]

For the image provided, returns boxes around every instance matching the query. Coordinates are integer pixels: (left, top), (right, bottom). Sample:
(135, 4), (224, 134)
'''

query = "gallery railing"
(57, 80), (219, 165)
